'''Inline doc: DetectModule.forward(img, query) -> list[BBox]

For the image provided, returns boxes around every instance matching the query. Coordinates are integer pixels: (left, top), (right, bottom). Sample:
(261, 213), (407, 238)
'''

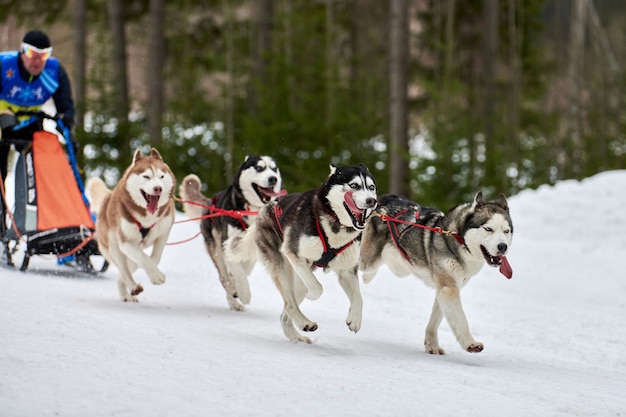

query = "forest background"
(1, 0), (624, 208)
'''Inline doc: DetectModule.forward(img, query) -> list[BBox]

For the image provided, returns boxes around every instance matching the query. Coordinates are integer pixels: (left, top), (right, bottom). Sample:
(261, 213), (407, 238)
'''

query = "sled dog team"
(86, 148), (514, 354)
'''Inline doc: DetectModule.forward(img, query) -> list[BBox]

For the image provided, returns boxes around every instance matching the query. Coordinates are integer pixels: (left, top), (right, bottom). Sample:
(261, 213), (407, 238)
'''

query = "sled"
(0, 111), (108, 273)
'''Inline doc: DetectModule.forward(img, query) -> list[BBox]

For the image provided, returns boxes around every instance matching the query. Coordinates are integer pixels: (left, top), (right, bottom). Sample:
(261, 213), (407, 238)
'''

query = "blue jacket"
(0, 51), (75, 128)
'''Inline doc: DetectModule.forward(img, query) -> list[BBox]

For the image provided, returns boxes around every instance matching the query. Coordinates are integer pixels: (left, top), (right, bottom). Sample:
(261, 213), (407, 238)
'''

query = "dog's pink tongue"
(147, 195), (159, 214)
(261, 187), (288, 197)
(499, 256), (513, 279)
(274, 189), (288, 197)
(344, 191), (364, 217)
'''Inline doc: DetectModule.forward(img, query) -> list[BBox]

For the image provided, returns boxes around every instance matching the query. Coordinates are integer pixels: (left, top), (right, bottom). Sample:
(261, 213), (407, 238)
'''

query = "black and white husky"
(180, 155), (285, 311)
(228, 164), (377, 343)
(359, 193), (513, 354)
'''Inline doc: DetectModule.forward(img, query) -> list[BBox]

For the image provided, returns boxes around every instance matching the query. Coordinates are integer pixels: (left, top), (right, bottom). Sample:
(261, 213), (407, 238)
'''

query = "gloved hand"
(0, 111), (17, 131)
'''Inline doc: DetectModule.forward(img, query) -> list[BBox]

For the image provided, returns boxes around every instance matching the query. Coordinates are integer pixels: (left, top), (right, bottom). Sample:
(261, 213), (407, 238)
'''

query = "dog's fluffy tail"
(85, 177), (110, 215)
(179, 174), (211, 219)
(224, 223), (258, 264)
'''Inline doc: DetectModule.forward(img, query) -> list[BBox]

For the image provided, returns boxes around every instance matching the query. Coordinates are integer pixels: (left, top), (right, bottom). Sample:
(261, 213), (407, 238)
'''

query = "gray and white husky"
(180, 155), (285, 311)
(359, 193), (513, 354)
(227, 164), (377, 343)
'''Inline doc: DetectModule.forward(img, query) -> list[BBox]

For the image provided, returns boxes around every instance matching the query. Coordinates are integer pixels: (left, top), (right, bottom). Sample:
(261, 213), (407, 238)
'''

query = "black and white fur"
(359, 193), (513, 354)
(180, 155), (284, 311)
(228, 164), (377, 343)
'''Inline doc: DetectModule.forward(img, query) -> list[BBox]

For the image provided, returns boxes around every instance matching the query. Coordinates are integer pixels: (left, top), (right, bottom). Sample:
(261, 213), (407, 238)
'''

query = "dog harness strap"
(383, 209), (413, 264)
(132, 216), (154, 240)
(312, 219), (355, 268)
(387, 220), (411, 264)
(139, 227), (151, 239)
(316, 219), (329, 253)
(273, 205), (284, 236)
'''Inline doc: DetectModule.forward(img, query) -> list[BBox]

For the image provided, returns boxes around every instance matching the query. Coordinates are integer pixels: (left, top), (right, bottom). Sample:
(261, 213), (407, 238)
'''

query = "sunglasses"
(21, 42), (53, 61)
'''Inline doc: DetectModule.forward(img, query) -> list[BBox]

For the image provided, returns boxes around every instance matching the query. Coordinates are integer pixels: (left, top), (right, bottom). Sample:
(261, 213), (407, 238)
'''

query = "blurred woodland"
(1, 0), (624, 208)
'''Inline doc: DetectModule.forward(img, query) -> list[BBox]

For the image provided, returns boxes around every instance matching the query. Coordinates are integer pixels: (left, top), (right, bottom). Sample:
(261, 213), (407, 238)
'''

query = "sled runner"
(0, 111), (107, 273)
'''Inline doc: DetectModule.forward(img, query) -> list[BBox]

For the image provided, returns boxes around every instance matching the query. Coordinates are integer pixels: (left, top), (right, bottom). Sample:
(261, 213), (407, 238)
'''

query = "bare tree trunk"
(587, 1), (619, 73)
(282, 0), (295, 111)
(147, 0), (165, 144)
(326, 0), (335, 133)
(438, 0), (456, 195)
(72, 0), (87, 167)
(565, 0), (586, 177)
(388, 0), (409, 196)
(72, 0), (87, 131)
(443, 0), (455, 91)
(482, 0), (498, 187)
(250, 0), (273, 117)
(107, 0), (130, 163)
(507, 0), (521, 177)
(222, 0), (235, 182)
(586, 0), (620, 170)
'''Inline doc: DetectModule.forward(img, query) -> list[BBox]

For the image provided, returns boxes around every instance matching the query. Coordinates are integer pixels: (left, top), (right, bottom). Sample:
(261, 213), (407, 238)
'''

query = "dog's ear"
(329, 164), (337, 176)
(495, 193), (509, 210)
(132, 149), (143, 164)
(149, 148), (163, 160)
(471, 191), (484, 209)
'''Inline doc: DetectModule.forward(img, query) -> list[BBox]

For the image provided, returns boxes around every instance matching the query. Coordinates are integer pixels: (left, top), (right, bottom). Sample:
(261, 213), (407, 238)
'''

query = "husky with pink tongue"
(180, 155), (286, 311)
(359, 192), (513, 354)
(226, 164), (377, 343)
(86, 148), (176, 302)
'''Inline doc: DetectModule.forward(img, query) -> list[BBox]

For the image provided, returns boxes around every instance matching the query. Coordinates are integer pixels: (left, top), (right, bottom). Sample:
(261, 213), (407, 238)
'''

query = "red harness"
(273, 205), (356, 268)
(382, 210), (465, 264)
(209, 195), (249, 230)
(131, 216), (155, 241)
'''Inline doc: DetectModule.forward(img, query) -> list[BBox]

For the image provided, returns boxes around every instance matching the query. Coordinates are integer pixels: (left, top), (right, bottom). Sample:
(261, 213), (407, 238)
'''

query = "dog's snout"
(268, 176), (277, 186)
(366, 197), (377, 208)
(497, 243), (508, 254)
(153, 185), (163, 195)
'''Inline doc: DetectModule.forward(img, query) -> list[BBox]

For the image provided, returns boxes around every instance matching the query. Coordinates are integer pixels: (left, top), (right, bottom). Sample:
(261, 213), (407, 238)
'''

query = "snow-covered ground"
(2, 170), (625, 417)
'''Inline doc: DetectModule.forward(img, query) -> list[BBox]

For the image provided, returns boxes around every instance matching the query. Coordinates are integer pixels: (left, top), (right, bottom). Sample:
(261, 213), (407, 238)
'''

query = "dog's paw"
(425, 341), (445, 355)
(121, 294), (139, 302)
(346, 310), (362, 333)
(465, 342), (484, 353)
(227, 296), (245, 312)
(301, 321), (318, 332)
(130, 284), (144, 296)
(289, 335), (313, 344)
(149, 270), (166, 285)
